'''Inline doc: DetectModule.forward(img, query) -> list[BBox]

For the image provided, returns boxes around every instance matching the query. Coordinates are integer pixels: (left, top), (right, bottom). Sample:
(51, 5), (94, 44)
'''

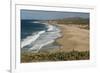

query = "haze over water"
(21, 10), (89, 20)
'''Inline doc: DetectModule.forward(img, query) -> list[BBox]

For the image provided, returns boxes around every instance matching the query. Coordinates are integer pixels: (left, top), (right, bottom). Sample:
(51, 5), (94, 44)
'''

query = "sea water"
(21, 20), (61, 52)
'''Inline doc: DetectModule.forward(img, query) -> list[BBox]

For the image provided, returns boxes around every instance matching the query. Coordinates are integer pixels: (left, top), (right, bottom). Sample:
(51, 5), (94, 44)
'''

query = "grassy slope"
(46, 17), (89, 29)
(57, 17), (89, 24)
(21, 51), (89, 63)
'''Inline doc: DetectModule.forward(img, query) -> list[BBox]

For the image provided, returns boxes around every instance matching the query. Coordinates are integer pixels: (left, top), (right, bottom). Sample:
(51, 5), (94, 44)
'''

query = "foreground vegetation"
(21, 51), (89, 63)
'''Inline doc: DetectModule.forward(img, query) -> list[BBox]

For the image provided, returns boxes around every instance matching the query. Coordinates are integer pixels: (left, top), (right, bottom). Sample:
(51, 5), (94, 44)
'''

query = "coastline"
(21, 22), (89, 53)
(21, 23), (90, 62)
(21, 22), (62, 52)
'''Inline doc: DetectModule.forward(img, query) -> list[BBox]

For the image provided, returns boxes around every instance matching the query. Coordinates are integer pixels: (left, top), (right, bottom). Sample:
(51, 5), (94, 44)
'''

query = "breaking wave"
(21, 23), (61, 52)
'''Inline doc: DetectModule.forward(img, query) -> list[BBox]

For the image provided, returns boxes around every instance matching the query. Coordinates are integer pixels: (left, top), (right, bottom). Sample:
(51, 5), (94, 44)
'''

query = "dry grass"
(21, 51), (89, 63)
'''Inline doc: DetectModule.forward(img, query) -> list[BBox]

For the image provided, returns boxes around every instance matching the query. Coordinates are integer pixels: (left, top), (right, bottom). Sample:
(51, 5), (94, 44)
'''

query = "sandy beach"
(56, 24), (89, 52)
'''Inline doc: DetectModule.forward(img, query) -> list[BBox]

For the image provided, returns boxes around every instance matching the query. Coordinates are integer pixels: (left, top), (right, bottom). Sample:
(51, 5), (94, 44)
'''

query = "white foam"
(46, 24), (54, 31)
(29, 25), (61, 51)
(21, 30), (45, 48)
(29, 40), (54, 52)
(21, 24), (62, 52)
(32, 21), (40, 23)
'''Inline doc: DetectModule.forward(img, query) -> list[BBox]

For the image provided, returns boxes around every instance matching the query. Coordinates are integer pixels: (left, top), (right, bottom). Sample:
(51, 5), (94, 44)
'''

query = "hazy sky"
(21, 9), (89, 20)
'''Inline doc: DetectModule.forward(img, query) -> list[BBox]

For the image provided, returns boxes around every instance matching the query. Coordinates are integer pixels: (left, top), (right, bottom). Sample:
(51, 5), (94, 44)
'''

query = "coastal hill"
(39, 17), (89, 30)
(45, 17), (89, 24)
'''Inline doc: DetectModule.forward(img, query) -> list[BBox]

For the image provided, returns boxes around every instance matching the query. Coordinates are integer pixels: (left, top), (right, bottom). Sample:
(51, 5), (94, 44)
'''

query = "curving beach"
(21, 10), (90, 62)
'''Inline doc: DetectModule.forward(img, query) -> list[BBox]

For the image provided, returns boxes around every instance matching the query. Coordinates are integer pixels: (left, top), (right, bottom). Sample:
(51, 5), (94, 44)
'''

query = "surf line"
(21, 23), (61, 52)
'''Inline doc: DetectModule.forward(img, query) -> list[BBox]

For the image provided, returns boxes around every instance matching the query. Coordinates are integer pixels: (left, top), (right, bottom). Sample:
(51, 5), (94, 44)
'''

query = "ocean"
(21, 20), (47, 40)
(21, 20), (61, 53)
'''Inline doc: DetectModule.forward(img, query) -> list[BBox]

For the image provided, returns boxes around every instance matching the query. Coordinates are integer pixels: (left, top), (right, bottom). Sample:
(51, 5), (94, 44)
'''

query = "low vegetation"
(57, 17), (89, 24)
(21, 51), (89, 63)
(46, 17), (89, 30)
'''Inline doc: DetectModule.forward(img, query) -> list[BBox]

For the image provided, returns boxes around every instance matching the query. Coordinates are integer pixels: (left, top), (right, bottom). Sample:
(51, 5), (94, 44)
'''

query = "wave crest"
(21, 23), (61, 52)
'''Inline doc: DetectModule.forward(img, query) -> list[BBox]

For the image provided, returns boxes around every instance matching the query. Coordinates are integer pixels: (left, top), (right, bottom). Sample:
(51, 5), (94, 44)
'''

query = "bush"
(21, 51), (89, 63)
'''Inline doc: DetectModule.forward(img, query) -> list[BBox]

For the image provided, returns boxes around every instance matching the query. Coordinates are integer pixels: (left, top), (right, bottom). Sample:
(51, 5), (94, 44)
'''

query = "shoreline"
(21, 23), (90, 62)
(21, 22), (89, 53)
(21, 23), (62, 52)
